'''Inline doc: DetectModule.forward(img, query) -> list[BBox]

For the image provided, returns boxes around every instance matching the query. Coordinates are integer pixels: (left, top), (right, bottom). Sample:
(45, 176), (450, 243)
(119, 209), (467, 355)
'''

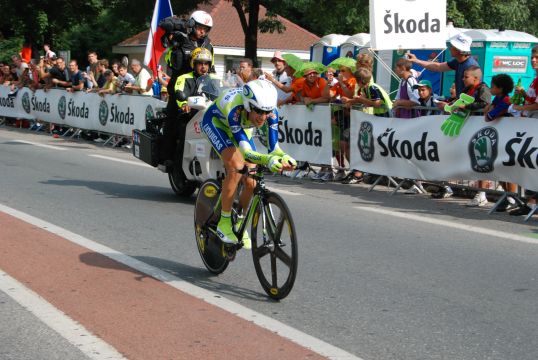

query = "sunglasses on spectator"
(252, 107), (272, 115)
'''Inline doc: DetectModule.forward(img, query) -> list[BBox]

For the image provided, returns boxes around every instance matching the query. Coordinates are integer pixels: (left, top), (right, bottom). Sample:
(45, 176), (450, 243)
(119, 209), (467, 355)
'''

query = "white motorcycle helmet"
(242, 79), (278, 113)
(190, 10), (213, 29)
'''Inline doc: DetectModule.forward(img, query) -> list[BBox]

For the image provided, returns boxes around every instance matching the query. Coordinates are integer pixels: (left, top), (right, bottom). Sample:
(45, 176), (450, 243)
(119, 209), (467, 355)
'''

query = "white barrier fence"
(1, 86), (537, 191)
(0, 85), (166, 137)
(349, 111), (538, 192)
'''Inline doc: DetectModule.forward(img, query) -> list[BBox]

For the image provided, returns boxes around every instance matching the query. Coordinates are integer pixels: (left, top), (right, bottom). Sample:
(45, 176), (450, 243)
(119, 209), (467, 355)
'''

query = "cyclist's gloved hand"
(267, 155), (283, 173)
(281, 154), (297, 168)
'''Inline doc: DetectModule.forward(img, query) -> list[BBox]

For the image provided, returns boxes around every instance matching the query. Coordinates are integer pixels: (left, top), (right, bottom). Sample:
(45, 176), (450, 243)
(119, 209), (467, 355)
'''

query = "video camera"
(159, 16), (195, 48)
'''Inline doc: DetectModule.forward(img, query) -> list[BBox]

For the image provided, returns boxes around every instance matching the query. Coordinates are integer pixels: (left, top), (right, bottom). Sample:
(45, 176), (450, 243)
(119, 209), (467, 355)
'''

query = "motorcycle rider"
(162, 48), (216, 165)
(201, 80), (297, 249)
(159, 10), (214, 164)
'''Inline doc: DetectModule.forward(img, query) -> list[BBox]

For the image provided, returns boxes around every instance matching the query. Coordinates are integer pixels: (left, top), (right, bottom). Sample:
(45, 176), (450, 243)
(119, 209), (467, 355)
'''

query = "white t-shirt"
(134, 68), (153, 96)
(272, 70), (291, 101)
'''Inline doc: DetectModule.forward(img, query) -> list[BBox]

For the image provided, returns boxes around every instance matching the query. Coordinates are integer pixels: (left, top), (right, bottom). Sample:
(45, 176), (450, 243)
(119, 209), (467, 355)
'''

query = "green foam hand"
(441, 93), (475, 137)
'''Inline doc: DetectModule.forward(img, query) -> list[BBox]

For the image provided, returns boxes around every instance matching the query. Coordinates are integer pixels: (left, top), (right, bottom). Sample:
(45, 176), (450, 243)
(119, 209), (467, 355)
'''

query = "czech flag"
(144, 0), (173, 78)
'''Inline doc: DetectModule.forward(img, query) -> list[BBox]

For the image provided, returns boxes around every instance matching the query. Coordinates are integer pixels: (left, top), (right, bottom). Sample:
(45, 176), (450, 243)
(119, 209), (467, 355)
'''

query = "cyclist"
(201, 79), (297, 249)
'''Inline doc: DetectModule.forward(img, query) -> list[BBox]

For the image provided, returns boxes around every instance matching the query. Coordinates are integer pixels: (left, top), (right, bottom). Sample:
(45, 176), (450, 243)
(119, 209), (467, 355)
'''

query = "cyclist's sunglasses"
(252, 107), (272, 115)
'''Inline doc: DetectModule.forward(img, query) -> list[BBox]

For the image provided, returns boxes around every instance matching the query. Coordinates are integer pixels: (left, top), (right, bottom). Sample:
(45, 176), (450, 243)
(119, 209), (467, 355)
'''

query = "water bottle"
(510, 77), (524, 105)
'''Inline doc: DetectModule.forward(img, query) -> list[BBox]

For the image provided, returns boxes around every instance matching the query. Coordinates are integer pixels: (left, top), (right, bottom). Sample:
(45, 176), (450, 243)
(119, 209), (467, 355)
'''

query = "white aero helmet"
(242, 79), (278, 113)
(190, 10), (213, 29)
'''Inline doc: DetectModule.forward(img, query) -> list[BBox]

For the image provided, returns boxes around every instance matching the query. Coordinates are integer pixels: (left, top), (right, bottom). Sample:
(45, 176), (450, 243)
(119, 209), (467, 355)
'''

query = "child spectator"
(485, 74), (513, 122)
(392, 58), (420, 118)
(512, 45), (538, 118)
(347, 68), (392, 117)
(330, 65), (356, 181)
(115, 64), (136, 94)
(96, 70), (117, 96)
(412, 80), (440, 116)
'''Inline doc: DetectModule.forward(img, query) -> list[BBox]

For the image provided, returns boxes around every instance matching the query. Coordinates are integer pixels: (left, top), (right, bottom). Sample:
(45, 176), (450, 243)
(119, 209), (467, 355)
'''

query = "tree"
(230, 0), (290, 66)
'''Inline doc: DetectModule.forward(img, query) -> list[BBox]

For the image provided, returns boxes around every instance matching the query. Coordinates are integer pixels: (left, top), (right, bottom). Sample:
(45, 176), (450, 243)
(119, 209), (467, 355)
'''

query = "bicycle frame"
(207, 167), (267, 248)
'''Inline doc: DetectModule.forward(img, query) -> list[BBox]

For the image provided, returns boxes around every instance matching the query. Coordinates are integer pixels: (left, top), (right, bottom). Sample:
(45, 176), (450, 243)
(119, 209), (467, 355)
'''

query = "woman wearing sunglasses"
(201, 79), (297, 248)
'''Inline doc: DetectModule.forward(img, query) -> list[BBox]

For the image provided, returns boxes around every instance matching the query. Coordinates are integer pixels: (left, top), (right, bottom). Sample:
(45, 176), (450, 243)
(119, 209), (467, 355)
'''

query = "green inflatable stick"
(440, 93), (475, 137)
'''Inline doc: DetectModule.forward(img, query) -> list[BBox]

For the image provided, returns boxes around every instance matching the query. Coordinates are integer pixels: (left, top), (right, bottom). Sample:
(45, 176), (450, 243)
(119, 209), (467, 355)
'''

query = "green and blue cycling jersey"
(201, 87), (285, 165)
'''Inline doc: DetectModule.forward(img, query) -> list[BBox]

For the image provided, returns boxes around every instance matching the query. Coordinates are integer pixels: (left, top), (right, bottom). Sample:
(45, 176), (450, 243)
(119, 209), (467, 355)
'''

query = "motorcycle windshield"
(196, 75), (220, 101)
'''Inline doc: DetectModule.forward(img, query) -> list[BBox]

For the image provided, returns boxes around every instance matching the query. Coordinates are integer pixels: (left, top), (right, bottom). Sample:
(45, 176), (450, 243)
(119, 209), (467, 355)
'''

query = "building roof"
(118, 0), (319, 51)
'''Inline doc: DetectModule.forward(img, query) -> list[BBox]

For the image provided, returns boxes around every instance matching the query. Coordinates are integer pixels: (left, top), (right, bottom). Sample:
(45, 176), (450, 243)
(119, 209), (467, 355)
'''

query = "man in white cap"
(268, 50), (291, 102)
(407, 33), (478, 97)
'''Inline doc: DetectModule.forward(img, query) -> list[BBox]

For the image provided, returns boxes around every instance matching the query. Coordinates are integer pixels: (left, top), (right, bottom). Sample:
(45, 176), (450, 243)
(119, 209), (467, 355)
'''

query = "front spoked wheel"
(194, 180), (229, 274)
(251, 192), (298, 300)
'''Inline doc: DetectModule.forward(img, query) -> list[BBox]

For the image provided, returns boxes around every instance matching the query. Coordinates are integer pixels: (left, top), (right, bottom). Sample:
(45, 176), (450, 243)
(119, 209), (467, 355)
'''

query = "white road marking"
(12, 140), (67, 151)
(0, 270), (126, 360)
(355, 206), (538, 245)
(0, 203), (362, 360)
(270, 187), (303, 196)
(88, 154), (152, 168)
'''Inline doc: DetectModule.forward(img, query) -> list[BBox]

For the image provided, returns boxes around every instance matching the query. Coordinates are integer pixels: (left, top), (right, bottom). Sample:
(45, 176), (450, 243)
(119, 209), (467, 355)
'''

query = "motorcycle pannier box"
(132, 129), (159, 167)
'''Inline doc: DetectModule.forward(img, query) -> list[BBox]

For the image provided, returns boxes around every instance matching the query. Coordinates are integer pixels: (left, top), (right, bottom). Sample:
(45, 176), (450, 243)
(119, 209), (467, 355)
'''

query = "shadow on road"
(40, 178), (195, 204)
(79, 252), (270, 302)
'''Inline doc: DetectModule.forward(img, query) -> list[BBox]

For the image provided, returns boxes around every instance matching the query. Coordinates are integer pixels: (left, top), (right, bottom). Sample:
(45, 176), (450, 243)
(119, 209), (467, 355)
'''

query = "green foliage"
(0, 36), (24, 63)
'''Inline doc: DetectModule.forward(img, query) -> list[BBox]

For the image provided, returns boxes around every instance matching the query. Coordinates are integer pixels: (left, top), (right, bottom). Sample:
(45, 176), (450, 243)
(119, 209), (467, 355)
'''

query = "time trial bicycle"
(194, 165), (298, 300)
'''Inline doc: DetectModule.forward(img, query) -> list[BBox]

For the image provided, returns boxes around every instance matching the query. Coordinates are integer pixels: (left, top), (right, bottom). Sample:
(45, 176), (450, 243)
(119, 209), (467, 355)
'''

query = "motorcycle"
(132, 75), (226, 197)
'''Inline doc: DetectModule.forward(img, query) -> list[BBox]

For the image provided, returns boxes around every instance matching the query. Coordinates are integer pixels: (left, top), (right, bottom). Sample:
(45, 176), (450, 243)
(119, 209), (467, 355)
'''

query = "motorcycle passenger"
(159, 10), (214, 163)
(201, 80), (297, 249)
(161, 48), (216, 165)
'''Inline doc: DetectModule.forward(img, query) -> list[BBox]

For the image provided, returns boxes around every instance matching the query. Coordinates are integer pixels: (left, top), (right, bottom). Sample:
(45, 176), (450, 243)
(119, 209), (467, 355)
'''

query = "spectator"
(512, 45), (538, 118)
(436, 68), (489, 200)
(266, 61), (300, 106)
(465, 74), (513, 207)
(115, 64), (136, 94)
(485, 74), (513, 122)
(96, 69), (117, 96)
(297, 66), (330, 106)
(325, 67), (338, 88)
(66, 60), (85, 92)
(124, 59), (153, 96)
(111, 60), (121, 77)
(268, 51), (291, 102)
(87, 59), (108, 89)
(413, 80), (441, 116)
(330, 64), (357, 181)
(407, 33), (478, 97)
(237, 58), (253, 86)
(43, 44), (56, 60)
(11, 54), (28, 80)
(345, 51), (354, 58)
(349, 68), (392, 116)
(85, 51), (99, 89)
(392, 57), (420, 118)
(2, 63), (14, 85)
(41, 56), (70, 90)
(339, 53), (377, 184)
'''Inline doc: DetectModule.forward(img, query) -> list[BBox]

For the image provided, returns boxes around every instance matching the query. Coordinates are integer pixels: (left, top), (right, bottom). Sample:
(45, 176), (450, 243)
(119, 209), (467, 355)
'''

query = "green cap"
(412, 80), (432, 89)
